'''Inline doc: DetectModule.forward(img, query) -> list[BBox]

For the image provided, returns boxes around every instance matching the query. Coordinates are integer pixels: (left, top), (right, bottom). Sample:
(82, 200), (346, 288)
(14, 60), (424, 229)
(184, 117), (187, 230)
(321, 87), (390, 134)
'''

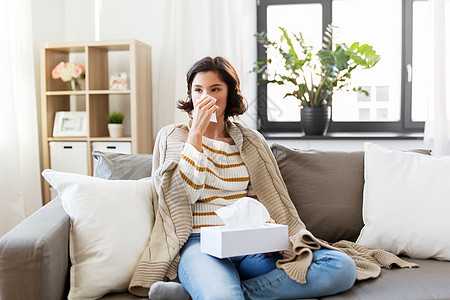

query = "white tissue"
(204, 94), (217, 123)
(215, 197), (271, 228)
(210, 112), (217, 123)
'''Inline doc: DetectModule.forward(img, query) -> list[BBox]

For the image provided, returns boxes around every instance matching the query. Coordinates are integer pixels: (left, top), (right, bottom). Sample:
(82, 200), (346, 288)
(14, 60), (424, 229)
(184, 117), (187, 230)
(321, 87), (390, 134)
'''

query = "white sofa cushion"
(357, 143), (450, 260)
(42, 169), (153, 300)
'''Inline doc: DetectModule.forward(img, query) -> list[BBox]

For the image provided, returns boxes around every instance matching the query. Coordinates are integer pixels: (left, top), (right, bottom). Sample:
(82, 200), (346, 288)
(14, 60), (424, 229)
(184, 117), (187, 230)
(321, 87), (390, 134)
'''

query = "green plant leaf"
(317, 49), (336, 70)
(106, 111), (124, 124)
(279, 27), (304, 70)
(349, 42), (359, 51)
(334, 44), (350, 71)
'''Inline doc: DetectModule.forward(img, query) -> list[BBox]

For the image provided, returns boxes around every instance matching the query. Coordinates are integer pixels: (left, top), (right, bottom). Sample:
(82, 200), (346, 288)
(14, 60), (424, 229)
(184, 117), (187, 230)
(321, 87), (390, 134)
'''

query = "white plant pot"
(108, 123), (124, 138)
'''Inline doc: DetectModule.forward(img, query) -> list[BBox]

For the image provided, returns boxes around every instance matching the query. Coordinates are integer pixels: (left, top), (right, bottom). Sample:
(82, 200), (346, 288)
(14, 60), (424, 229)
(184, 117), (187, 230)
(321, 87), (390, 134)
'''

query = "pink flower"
(78, 63), (85, 73)
(51, 61), (65, 79)
(71, 65), (83, 78)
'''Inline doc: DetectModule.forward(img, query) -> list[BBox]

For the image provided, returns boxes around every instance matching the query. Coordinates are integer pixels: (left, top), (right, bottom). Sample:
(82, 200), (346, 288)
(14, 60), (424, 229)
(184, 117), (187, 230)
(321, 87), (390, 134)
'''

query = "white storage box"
(49, 142), (88, 175)
(91, 142), (131, 169)
(201, 224), (289, 258)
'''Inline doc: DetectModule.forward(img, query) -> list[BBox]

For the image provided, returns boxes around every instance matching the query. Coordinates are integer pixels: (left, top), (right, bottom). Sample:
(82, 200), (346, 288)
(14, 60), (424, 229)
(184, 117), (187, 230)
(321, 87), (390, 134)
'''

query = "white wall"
(97, 0), (166, 137)
(64, 0), (95, 41)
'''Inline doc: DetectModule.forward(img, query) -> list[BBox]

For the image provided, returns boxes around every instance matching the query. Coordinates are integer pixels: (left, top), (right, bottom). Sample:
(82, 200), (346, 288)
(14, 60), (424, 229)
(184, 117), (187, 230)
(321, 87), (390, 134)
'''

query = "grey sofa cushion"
(271, 144), (365, 243)
(322, 257), (450, 299)
(93, 151), (153, 180)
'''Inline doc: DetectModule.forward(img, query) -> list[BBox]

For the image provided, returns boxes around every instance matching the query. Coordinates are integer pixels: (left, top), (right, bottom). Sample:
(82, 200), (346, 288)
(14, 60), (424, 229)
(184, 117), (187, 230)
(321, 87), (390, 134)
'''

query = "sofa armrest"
(0, 197), (70, 300)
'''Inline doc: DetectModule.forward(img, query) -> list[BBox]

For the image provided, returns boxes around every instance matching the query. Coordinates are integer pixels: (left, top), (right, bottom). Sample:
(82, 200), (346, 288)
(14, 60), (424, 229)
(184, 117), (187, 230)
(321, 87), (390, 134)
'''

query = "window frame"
(256, 0), (425, 134)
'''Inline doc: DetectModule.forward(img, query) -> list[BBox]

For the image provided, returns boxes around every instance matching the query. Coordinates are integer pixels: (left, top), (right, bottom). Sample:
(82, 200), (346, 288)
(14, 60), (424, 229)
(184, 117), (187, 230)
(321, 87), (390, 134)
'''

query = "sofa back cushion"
(93, 151), (153, 180)
(271, 144), (365, 242)
(271, 143), (431, 243)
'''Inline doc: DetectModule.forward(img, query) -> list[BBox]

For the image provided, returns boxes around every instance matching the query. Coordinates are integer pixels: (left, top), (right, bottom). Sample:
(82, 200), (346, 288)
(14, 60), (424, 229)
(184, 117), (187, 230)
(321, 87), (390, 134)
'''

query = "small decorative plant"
(252, 25), (381, 108)
(106, 112), (125, 138)
(106, 111), (124, 124)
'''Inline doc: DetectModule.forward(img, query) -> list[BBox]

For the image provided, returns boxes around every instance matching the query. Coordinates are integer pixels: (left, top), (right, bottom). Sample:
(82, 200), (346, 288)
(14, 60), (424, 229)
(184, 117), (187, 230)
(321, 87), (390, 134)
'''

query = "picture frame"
(109, 72), (128, 90)
(53, 111), (88, 137)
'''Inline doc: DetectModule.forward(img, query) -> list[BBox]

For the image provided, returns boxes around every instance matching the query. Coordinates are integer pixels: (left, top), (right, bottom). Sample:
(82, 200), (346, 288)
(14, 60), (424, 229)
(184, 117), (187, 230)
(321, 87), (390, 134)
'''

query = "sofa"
(1, 143), (450, 300)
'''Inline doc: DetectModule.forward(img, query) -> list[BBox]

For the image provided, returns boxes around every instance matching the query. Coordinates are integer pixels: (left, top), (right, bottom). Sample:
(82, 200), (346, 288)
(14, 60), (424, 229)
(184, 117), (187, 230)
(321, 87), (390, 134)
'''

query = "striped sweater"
(128, 121), (417, 297)
(179, 138), (255, 233)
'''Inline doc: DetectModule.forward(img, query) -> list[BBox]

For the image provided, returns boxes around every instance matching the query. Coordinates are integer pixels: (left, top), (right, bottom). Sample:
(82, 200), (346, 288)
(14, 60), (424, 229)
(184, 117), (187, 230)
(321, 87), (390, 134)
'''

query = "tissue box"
(200, 224), (289, 258)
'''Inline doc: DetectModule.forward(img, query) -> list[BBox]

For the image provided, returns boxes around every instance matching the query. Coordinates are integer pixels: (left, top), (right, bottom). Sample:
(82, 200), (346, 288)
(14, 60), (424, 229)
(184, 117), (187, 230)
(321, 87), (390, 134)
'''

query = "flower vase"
(71, 78), (81, 91)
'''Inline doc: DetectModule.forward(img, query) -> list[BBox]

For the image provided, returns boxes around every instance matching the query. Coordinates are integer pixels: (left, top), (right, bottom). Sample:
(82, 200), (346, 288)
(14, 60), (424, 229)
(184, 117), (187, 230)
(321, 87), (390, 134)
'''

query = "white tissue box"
(200, 223), (289, 258)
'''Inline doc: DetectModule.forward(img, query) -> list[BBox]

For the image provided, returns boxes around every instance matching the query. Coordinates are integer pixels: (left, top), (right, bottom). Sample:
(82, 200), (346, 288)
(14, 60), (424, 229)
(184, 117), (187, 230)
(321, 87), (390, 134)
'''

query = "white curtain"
(424, 0), (450, 156)
(0, 0), (42, 237)
(155, 0), (258, 134)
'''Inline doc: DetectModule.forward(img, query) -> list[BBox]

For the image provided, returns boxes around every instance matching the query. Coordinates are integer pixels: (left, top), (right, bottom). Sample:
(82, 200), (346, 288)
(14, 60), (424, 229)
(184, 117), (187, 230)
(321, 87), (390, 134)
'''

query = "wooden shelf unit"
(40, 40), (153, 204)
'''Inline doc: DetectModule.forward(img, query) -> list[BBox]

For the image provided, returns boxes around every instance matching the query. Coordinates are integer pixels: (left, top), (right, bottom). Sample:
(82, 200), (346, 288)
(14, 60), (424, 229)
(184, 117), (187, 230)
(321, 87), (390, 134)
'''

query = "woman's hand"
(192, 94), (217, 129)
(187, 95), (218, 151)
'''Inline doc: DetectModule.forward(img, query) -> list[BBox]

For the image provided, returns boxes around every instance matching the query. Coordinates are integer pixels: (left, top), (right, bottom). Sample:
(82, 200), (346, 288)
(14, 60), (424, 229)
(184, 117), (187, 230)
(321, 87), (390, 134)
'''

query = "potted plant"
(106, 111), (124, 138)
(253, 24), (381, 135)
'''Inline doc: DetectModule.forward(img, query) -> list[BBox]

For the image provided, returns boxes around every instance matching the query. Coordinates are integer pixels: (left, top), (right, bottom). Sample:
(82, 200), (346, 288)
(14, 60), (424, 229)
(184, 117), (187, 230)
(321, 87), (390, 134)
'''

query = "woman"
(131, 56), (356, 299)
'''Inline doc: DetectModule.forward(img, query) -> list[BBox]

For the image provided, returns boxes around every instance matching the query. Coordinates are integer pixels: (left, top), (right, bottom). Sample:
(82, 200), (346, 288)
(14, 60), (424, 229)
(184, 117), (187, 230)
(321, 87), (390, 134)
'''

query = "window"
(411, 0), (430, 122)
(266, 4), (323, 122)
(257, 0), (426, 133)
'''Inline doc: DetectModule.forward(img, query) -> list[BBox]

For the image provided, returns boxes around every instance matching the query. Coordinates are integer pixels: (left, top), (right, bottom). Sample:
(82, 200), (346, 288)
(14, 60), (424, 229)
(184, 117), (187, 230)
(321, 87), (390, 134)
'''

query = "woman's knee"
(309, 249), (356, 295)
(327, 250), (357, 292)
(195, 287), (244, 300)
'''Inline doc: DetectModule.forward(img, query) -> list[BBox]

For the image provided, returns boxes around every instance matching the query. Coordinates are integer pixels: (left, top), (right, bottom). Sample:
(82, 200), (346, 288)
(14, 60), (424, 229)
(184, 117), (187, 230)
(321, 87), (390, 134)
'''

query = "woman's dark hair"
(177, 56), (247, 120)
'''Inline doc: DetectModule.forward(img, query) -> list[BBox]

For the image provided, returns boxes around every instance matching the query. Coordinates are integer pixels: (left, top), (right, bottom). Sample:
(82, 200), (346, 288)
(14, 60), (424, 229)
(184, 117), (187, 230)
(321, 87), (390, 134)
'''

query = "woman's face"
(191, 71), (228, 120)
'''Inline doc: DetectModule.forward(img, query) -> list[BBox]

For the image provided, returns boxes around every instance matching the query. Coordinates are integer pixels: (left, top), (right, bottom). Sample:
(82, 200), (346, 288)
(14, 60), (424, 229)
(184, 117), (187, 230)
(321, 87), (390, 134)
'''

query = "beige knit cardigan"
(128, 121), (417, 297)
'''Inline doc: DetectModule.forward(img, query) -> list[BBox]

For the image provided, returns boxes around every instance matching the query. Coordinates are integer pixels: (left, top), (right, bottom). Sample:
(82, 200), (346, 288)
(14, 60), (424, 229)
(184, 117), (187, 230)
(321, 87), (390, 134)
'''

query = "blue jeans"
(178, 234), (356, 300)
